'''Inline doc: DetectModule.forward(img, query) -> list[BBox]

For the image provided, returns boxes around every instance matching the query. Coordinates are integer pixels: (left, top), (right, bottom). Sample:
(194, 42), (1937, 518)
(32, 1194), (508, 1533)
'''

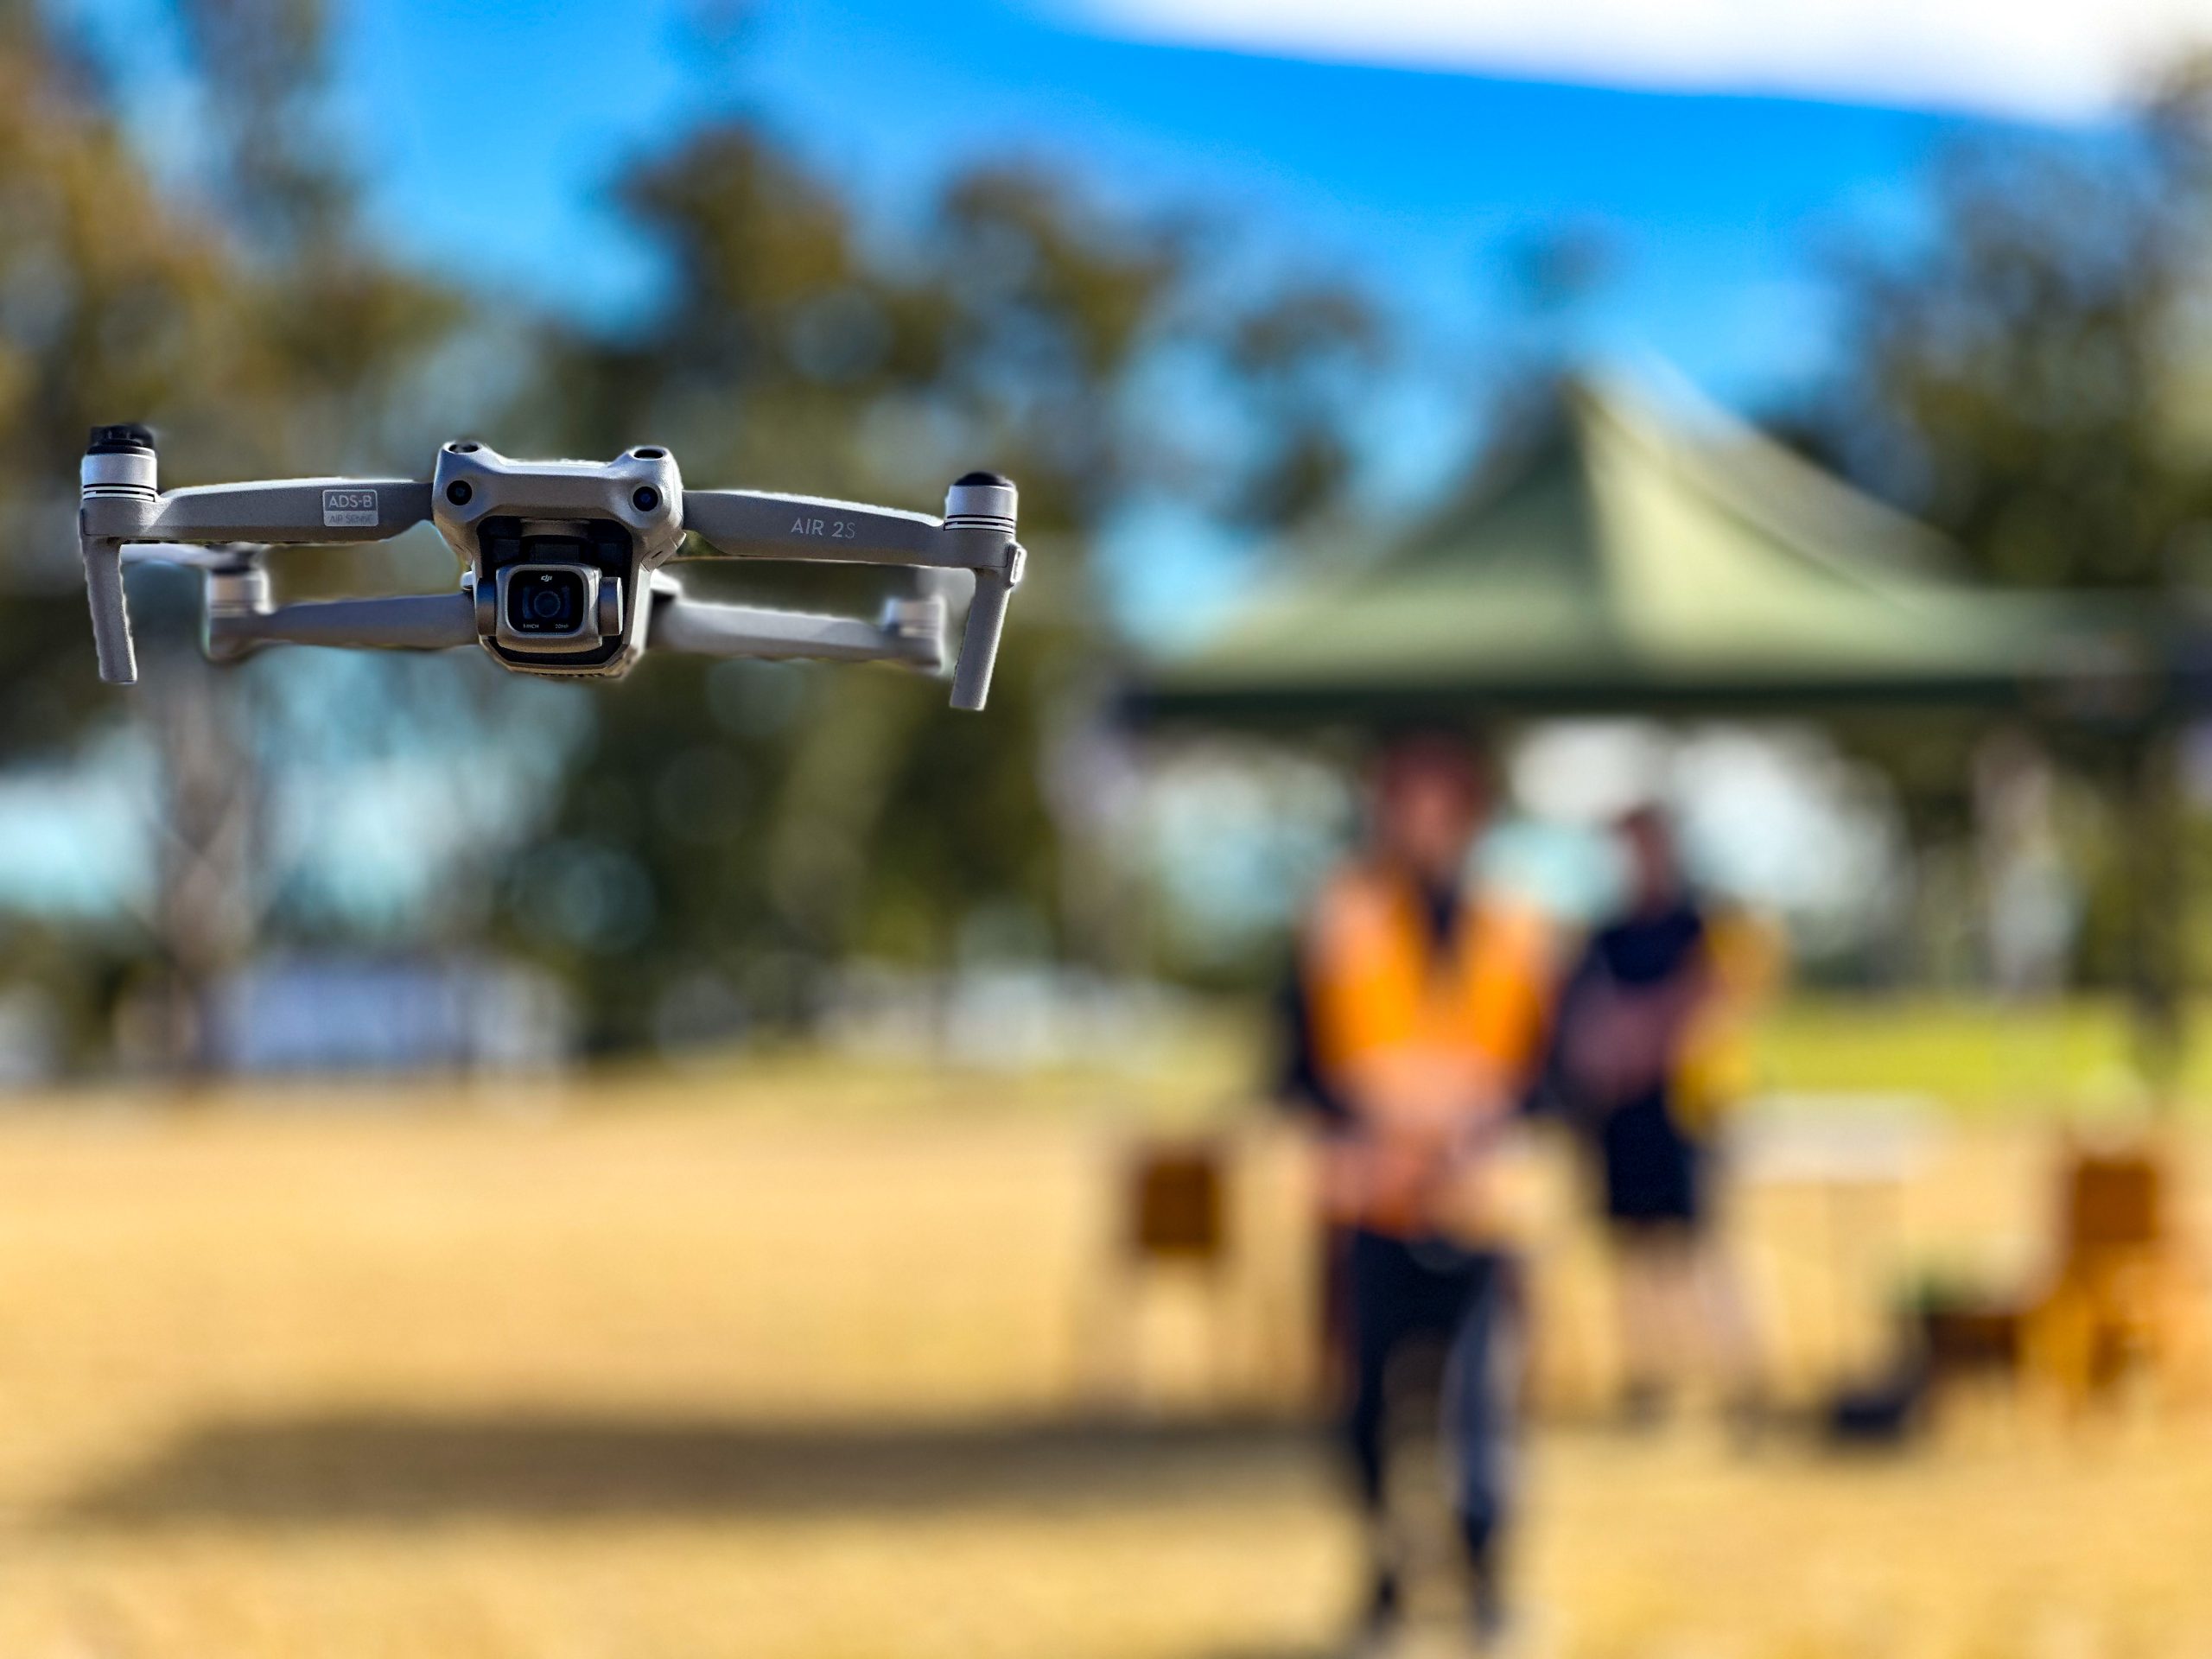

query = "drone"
(75, 425), (1024, 709)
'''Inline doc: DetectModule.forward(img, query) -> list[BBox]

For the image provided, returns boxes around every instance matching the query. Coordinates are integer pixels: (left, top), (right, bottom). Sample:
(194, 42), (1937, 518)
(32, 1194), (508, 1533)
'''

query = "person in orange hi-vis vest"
(1296, 729), (1552, 1651)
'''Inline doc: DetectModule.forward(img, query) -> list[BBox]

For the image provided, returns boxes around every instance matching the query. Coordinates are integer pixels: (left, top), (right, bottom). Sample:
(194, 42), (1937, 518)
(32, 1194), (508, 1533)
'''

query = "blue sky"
(296, 0), (2020, 420)
(51, 0), (2069, 658)
(54, 0), (2062, 455)
(42, 0), (2025, 431)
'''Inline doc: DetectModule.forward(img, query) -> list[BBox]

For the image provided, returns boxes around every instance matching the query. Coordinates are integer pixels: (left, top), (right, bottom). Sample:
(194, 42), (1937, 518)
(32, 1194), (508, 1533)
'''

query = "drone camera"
(508, 566), (588, 633)
(494, 561), (604, 652)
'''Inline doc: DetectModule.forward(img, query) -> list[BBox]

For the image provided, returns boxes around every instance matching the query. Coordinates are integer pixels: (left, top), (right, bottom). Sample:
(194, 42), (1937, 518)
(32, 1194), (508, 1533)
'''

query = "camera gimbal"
(77, 426), (1024, 709)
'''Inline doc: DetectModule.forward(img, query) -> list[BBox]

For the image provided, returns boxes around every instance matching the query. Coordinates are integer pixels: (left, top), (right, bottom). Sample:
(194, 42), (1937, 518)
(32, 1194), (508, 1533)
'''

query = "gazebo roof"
(1126, 375), (2130, 725)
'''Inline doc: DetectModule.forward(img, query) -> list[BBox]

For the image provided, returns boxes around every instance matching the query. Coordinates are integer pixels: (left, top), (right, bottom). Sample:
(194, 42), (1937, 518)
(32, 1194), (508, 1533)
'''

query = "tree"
(0, 1), (499, 1070)
(501, 128), (1381, 1048)
(1815, 65), (2212, 1063)
(1823, 73), (2212, 594)
(0, 18), (1383, 1062)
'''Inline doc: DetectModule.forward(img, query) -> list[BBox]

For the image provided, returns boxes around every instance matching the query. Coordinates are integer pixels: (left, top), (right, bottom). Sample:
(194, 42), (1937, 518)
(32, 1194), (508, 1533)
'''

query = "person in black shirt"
(1549, 806), (1761, 1423)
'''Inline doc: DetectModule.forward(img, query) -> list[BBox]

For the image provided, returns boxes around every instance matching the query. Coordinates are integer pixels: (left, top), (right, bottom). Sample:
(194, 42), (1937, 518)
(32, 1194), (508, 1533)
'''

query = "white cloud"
(1064, 0), (2212, 118)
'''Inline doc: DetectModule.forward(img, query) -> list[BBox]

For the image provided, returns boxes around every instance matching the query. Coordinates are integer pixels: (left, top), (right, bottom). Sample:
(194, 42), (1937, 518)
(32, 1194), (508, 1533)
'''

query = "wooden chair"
(1129, 1143), (1229, 1265)
(2019, 1139), (2209, 1410)
(1076, 1137), (1240, 1412)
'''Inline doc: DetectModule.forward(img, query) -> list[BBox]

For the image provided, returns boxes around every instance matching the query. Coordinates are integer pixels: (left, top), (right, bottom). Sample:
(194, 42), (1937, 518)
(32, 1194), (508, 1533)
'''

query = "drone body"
(78, 426), (1024, 709)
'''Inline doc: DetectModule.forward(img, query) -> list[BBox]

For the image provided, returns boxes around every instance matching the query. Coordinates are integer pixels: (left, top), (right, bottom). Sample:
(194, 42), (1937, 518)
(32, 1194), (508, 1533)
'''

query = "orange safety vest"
(1302, 862), (1552, 1236)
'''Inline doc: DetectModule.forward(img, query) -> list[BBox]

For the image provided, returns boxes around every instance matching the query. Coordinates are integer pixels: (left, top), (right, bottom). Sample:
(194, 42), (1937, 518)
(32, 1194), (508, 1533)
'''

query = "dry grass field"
(0, 1037), (2208, 1659)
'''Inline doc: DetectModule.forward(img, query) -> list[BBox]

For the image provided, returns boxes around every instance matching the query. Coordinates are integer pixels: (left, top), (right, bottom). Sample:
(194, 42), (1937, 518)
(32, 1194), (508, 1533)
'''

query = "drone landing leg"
(82, 537), (137, 685)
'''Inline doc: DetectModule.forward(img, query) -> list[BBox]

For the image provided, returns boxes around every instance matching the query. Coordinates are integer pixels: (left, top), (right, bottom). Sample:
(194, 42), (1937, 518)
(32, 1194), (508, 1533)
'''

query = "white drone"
(76, 425), (1024, 709)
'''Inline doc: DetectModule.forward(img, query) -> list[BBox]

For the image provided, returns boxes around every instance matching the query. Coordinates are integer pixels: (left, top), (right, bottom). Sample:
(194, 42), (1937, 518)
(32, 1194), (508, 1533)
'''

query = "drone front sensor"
(76, 427), (1024, 709)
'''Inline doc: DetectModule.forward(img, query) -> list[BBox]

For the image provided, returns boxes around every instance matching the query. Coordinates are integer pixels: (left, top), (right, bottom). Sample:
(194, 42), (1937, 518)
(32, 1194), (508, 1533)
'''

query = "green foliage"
(1825, 67), (2212, 594)
(0, 9), (1383, 1056)
(1802, 70), (2212, 1017)
(493, 128), (1379, 1047)
(0, 8), (440, 797)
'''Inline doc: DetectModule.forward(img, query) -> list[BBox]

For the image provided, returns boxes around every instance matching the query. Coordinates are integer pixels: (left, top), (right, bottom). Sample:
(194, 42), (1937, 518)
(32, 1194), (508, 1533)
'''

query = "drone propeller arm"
(79, 486), (433, 683)
(646, 575), (944, 670)
(79, 417), (435, 685)
(681, 474), (1022, 710)
(207, 590), (480, 656)
(141, 479), (433, 545)
(679, 491), (951, 568)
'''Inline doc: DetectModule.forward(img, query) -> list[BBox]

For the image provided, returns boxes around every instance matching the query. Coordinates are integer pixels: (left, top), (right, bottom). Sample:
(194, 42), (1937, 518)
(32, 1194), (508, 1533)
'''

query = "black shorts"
(1599, 1091), (1703, 1229)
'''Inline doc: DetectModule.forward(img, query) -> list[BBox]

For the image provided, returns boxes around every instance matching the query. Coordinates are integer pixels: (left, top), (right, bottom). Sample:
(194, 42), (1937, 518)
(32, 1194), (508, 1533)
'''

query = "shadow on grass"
(51, 1411), (1331, 1529)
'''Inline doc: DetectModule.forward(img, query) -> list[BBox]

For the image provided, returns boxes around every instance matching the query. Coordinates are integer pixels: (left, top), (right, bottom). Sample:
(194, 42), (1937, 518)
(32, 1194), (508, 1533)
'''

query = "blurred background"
(9, 0), (2212, 1654)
